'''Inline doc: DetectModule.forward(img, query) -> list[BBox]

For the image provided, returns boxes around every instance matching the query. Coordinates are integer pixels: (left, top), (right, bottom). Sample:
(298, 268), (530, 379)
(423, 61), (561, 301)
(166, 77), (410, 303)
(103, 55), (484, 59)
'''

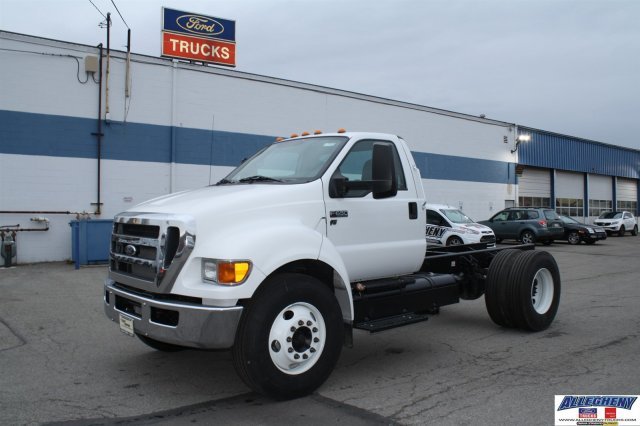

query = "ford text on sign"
(162, 32), (236, 67)
(163, 8), (235, 42)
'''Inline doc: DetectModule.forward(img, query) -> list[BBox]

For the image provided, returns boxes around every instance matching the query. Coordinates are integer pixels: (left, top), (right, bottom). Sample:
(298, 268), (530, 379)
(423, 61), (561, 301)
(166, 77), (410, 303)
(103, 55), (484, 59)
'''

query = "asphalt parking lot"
(1, 236), (639, 425)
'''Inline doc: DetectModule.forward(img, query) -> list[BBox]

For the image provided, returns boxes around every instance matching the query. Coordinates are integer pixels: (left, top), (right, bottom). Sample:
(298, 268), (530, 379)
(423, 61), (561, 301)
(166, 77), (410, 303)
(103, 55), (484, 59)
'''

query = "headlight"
(587, 228), (594, 233)
(458, 227), (479, 235)
(202, 258), (252, 285)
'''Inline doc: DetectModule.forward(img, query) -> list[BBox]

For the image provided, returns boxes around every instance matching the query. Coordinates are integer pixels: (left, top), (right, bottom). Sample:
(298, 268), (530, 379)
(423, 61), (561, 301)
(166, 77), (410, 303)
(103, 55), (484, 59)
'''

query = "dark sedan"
(559, 215), (607, 245)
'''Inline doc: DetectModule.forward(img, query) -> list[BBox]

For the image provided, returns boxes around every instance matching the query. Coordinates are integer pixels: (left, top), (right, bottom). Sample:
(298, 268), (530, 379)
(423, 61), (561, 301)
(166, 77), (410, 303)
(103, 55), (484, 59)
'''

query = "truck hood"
(457, 223), (494, 234)
(126, 183), (321, 218)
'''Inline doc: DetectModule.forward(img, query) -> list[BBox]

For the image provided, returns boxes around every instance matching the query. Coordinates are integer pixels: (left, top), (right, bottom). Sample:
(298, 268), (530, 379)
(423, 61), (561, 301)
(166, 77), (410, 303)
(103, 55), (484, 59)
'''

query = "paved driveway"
(1, 236), (638, 425)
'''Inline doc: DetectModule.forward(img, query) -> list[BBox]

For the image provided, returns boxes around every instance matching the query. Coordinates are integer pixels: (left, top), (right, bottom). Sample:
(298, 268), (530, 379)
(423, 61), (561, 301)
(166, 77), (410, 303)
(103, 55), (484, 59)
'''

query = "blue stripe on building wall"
(1, 110), (516, 185)
(411, 152), (516, 184)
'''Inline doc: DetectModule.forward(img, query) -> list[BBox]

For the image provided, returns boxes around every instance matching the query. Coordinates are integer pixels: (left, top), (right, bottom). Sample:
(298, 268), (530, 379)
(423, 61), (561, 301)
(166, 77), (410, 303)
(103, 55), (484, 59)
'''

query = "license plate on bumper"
(119, 314), (135, 337)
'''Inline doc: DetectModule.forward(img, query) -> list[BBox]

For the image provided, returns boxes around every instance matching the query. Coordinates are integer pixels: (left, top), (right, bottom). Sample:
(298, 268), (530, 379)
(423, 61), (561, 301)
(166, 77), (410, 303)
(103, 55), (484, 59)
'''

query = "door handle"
(408, 202), (418, 220)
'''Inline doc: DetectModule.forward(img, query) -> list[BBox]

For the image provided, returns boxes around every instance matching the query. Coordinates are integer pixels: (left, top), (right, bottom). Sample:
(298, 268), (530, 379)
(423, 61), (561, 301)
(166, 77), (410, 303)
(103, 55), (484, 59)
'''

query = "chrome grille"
(109, 213), (195, 294)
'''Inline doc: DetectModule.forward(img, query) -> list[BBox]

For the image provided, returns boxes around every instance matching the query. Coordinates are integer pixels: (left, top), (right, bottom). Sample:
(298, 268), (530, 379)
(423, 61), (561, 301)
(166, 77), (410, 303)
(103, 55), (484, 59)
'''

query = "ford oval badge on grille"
(125, 244), (137, 256)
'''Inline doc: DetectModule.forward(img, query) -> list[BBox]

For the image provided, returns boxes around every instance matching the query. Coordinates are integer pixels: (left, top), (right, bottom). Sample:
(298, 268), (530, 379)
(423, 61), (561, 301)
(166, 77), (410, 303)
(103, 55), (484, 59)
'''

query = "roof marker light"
(291, 133), (299, 138)
(275, 137), (284, 142)
(337, 128), (346, 133)
(314, 130), (322, 135)
(301, 131), (310, 136)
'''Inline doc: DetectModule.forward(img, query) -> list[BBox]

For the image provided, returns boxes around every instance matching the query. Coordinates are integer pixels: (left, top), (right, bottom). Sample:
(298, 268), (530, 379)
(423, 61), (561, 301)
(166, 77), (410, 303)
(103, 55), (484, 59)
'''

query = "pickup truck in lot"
(104, 132), (561, 399)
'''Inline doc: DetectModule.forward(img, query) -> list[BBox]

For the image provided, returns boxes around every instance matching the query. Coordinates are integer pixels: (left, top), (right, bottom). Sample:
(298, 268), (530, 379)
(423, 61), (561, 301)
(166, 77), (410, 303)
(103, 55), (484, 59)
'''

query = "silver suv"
(480, 208), (564, 245)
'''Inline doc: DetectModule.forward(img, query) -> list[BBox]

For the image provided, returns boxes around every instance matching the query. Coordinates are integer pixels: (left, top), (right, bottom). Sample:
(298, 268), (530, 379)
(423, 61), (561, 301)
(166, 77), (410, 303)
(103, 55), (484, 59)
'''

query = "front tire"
(618, 226), (626, 237)
(567, 231), (580, 245)
(232, 273), (343, 400)
(447, 236), (464, 246)
(632, 225), (638, 236)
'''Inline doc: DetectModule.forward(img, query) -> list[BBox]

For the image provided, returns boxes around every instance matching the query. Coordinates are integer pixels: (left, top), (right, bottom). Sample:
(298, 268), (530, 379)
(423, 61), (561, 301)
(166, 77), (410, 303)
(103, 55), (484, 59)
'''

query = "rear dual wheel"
(485, 250), (561, 331)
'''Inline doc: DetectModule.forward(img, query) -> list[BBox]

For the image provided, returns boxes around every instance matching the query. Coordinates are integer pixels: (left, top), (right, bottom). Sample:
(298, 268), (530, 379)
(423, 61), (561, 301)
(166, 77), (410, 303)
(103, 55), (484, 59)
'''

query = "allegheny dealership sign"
(161, 8), (236, 67)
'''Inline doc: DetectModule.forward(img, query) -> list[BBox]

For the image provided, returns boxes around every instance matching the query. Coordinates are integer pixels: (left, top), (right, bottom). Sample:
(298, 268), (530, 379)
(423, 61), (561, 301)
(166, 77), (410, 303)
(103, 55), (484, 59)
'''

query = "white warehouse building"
(1, 31), (638, 264)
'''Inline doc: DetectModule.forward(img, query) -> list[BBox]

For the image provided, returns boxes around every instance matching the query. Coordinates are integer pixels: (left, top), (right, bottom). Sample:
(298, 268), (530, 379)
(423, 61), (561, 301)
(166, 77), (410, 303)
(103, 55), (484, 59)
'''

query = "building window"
(556, 198), (584, 217)
(589, 199), (612, 217)
(519, 196), (551, 208)
(617, 200), (637, 212)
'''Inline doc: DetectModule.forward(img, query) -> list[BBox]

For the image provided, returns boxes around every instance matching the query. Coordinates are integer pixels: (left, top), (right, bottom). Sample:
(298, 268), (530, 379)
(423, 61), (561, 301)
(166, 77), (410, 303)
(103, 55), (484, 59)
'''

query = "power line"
(87, 0), (106, 19)
(110, 0), (129, 29)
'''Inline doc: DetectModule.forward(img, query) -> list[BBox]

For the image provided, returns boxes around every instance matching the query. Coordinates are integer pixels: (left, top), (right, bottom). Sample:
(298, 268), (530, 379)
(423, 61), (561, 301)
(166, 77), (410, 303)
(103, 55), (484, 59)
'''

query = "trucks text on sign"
(161, 8), (236, 67)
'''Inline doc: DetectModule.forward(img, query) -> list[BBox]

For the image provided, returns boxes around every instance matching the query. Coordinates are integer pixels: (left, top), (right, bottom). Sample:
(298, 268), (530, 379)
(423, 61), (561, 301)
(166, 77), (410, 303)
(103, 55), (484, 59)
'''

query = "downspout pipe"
(91, 43), (104, 215)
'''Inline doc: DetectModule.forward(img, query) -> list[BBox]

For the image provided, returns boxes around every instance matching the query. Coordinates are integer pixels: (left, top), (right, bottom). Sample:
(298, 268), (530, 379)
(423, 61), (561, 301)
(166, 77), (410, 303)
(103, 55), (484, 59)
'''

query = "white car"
(593, 211), (638, 236)
(426, 204), (496, 247)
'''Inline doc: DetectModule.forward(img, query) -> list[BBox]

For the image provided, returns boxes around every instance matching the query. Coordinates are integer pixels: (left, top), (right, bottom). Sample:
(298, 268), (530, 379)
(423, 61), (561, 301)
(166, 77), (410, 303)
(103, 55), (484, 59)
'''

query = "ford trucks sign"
(161, 7), (236, 67)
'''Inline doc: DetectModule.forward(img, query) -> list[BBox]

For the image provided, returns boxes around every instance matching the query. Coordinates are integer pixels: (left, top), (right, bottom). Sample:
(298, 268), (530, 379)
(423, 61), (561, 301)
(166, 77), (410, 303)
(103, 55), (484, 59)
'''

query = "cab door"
(322, 139), (424, 281)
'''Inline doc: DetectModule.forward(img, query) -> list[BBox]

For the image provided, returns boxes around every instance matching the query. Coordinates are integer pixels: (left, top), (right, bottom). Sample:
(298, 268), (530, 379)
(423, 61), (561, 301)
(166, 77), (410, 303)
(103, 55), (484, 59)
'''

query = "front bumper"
(104, 279), (243, 349)
(594, 222), (620, 232)
(583, 231), (607, 241)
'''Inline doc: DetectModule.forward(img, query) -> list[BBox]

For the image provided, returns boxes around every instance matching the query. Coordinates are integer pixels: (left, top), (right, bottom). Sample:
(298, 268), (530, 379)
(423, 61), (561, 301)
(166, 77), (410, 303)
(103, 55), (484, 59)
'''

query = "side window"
(508, 211), (523, 220)
(492, 211), (509, 221)
(335, 140), (407, 197)
(528, 211), (540, 219)
(427, 210), (448, 227)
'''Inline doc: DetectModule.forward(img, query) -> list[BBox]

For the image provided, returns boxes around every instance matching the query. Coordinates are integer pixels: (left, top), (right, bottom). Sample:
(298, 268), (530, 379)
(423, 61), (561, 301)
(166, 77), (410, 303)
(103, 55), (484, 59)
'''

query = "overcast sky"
(1, 0), (639, 150)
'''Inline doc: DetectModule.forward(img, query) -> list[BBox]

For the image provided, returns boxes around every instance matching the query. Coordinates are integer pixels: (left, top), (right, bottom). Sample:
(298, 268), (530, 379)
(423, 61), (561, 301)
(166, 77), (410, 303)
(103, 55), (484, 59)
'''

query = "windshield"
(560, 215), (579, 224)
(441, 209), (474, 224)
(599, 212), (622, 219)
(221, 136), (348, 184)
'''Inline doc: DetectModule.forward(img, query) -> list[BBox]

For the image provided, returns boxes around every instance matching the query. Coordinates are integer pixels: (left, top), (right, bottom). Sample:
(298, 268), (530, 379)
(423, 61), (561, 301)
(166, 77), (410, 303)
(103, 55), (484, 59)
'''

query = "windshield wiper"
(215, 178), (236, 185)
(238, 175), (284, 183)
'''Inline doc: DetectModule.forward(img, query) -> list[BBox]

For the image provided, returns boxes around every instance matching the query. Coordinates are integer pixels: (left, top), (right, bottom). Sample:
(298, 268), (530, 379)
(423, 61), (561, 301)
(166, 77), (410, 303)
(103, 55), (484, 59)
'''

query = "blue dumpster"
(69, 219), (113, 269)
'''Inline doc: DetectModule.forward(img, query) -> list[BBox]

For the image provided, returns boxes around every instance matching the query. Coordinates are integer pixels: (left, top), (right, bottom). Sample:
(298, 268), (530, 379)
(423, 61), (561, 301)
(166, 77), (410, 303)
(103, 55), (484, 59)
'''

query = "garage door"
(556, 171), (584, 217)
(519, 167), (550, 208)
(617, 177), (638, 212)
(588, 174), (612, 217)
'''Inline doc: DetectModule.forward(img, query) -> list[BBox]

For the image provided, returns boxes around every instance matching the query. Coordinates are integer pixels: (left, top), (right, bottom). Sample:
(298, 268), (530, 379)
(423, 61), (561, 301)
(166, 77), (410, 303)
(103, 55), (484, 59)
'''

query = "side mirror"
(329, 175), (347, 198)
(371, 143), (397, 199)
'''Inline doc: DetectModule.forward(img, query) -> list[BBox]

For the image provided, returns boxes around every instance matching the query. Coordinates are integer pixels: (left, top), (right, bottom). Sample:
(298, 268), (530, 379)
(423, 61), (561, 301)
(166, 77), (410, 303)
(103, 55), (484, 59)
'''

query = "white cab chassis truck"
(104, 132), (561, 399)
